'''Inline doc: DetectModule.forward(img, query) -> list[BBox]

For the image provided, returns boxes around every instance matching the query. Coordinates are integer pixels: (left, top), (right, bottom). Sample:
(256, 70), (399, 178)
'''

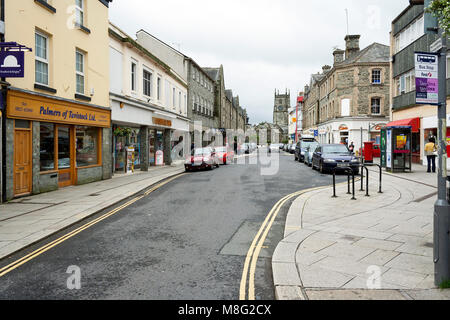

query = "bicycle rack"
(332, 166), (356, 200)
(362, 163), (383, 194)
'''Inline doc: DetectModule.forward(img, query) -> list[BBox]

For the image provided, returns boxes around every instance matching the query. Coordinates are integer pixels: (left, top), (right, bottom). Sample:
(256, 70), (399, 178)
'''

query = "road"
(0, 151), (343, 300)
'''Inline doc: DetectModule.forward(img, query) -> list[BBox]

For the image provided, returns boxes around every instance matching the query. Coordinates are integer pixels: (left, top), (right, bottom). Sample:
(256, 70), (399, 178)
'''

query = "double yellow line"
(239, 185), (330, 300)
(0, 174), (185, 278)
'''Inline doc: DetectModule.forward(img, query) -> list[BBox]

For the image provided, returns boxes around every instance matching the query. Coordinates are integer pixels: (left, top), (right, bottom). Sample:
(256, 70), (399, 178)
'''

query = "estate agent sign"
(415, 52), (439, 105)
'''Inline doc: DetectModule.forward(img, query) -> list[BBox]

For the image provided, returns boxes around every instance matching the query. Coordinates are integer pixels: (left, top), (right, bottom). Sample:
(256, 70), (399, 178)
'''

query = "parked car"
(185, 147), (220, 171)
(294, 136), (317, 162)
(238, 143), (250, 155)
(289, 144), (296, 154)
(215, 146), (234, 165)
(311, 144), (360, 174)
(284, 144), (292, 152)
(269, 144), (281, 153)
(303, 142), (320, 166)
(279, 144), (285, 150)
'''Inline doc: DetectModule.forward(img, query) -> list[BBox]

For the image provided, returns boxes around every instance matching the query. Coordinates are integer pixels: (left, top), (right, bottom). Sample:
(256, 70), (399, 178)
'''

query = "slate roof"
(203, 68), (220, 82)
(339, 43), (390, 65)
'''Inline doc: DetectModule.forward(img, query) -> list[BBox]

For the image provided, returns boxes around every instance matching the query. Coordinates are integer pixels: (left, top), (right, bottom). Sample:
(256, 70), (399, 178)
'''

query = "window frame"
(75, 0), (84, 27)
(35, 31), (49, 86)
(371, 69), (381, 84)
(370, 97), (381, 115)
(75, 50), (85, 95)
(143, 68), (153, 98)
(131, 60), (138, 93)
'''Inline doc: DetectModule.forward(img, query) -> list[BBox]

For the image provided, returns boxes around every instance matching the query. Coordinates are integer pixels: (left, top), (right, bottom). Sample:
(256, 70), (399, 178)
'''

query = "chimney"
(322, 65), (332, 74)
(333, 49), (345, 65)
(345, 35), (360, 60)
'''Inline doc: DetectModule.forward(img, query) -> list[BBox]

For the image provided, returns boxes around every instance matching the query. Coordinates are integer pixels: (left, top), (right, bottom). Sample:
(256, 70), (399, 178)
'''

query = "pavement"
(272, 162), (450, 300)
(0, 162), (185, 261)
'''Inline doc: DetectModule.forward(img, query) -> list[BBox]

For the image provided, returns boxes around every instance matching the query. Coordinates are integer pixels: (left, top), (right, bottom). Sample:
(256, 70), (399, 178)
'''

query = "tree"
(426, 0), (450, 35)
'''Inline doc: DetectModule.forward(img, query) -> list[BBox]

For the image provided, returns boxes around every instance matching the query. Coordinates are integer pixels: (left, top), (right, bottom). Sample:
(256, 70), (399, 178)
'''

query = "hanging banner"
(415, 52), (438, 105)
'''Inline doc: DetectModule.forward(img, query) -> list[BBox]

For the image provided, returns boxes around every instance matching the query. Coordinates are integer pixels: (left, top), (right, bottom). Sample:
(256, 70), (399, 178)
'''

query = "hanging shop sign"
(0, 42), (32, 78)
(415, 52), (438, 105)
(7, 90), (111, 127)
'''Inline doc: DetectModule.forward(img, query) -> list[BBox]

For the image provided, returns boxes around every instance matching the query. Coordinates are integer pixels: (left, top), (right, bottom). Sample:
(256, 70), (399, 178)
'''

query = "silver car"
(304, 143), (320, 167)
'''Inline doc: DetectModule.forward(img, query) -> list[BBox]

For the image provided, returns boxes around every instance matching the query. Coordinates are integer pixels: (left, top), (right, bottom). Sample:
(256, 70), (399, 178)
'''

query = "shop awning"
(385, 118), (420, 133)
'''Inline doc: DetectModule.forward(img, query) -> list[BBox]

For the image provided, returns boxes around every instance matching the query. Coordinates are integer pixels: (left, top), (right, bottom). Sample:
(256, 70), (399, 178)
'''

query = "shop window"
(40, 123), (55, 171)
(76, 126), (99, 167)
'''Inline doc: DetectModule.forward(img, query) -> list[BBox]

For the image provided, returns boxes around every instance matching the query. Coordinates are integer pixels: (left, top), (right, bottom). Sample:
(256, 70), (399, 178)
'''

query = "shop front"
(5, 89), (111, 200)
(110, 98), (190, 173)
(385, 118), (420, 164)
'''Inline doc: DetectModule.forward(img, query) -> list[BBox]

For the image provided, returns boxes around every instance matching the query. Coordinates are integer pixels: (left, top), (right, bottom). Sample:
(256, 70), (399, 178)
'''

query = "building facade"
(109, 23), (189, 174)
(273, 89), (290, 142)
(2, 0), (112, 201)
(390, 1), (450, 165)
(186, 58), (216, 147)
(303, 35), (390, 151)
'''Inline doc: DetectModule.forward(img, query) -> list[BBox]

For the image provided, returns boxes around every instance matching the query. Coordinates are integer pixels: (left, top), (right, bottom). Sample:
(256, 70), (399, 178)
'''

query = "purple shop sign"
(0, 51), (25, 78)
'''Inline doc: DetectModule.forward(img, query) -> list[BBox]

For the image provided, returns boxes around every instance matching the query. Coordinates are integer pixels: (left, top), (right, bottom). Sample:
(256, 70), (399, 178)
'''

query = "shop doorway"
(57, 125), (75, 188)
(13, 120), (32, 196)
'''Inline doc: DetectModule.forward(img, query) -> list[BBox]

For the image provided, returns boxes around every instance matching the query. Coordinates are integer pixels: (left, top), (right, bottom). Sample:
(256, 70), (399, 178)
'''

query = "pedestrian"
(424, 137), (437, 173)
(348, 142), (355, 153)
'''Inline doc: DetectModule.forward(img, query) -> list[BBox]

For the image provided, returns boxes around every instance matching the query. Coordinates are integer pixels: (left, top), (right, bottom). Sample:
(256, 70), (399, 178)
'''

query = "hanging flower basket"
(114, 127), (132, 137)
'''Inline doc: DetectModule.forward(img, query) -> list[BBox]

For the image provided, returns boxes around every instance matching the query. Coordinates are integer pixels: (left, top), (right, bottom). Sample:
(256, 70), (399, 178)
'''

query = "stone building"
(303, 35), (390, 151)
(186, 58), (216, 147)
(273, 89), (290, 142)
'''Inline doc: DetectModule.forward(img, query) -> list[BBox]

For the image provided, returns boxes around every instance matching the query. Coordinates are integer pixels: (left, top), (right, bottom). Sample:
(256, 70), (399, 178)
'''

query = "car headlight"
(323, 159), (336, 163)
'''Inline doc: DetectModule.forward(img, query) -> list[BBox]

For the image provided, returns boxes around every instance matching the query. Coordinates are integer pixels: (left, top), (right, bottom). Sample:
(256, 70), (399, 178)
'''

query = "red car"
(215, 146), (234, 165)
(185, 147), (220, 172)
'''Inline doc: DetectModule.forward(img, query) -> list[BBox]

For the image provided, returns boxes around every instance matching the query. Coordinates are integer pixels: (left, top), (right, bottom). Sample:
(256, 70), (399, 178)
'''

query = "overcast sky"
(109, 0), (410, 125)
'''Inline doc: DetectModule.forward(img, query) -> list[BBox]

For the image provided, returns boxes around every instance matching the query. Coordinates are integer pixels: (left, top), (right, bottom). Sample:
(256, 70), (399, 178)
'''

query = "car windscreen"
(301, 141), (317, 149)
(322, 145), (350, 154)
(215, 147), (227, 152)
(193, 148), (212, 156)
(307, 143), (319, 151)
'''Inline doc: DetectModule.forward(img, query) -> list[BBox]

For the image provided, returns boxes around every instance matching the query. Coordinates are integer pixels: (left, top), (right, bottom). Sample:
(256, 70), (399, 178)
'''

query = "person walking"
(348, 142), (355, 153)
(424, 137), (437, 173)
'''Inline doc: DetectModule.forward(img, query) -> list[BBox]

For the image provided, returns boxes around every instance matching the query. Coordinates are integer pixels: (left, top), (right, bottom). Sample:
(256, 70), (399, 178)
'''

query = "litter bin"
(364, 142), (374, 163)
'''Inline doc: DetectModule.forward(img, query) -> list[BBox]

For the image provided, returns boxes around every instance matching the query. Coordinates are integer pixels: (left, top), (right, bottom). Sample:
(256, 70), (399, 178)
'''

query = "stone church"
(273, 89), (290, 142)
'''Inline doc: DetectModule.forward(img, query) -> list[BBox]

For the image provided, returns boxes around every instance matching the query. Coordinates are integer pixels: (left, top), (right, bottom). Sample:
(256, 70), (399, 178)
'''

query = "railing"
(332, 163), (383, 200)
(332, 167), (356, 200)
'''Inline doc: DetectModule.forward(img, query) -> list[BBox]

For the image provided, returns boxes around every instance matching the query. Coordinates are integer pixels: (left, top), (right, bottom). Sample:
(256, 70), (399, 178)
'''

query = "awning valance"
(385, 118), (420, 133)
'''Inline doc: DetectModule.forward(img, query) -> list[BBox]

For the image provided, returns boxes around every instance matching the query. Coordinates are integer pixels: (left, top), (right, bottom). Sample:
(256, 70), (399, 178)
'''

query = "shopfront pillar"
(139, 126), (149, 171)
(163, 129), (172, 165)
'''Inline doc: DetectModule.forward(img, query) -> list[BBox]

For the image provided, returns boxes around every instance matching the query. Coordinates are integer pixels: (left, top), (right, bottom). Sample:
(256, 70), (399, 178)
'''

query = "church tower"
(273, 89), (290, 141)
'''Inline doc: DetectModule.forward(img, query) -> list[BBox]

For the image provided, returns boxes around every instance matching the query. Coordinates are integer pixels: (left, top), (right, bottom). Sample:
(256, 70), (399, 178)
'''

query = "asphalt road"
(0, 150), (344, 300)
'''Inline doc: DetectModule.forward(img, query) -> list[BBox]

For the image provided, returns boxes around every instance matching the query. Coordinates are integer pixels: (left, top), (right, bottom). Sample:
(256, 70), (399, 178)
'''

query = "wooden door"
(14, 128), (32, 196)
(57, 125), (74, 188)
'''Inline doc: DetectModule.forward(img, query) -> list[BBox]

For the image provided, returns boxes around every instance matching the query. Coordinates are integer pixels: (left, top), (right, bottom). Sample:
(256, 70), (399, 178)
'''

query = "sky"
(109, 0), (410, 125)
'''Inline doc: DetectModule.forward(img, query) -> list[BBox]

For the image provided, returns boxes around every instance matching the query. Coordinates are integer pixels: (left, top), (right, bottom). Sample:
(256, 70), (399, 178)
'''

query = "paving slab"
(305, 289), (408, 300)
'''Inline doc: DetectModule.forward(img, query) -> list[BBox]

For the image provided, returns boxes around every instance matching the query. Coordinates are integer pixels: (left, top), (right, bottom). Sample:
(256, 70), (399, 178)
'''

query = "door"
(14, 122), (32, 196)
(57, 125), (74, 188)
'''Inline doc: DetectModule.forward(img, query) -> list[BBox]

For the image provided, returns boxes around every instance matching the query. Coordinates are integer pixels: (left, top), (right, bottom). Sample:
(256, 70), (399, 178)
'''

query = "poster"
(386, 129), (392, 168)
(415, 52), (439, 105)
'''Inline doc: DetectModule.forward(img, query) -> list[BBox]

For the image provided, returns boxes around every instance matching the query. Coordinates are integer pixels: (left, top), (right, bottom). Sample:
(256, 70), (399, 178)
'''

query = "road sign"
(430, 38), (443, 53)
(415, 52), (439, 105)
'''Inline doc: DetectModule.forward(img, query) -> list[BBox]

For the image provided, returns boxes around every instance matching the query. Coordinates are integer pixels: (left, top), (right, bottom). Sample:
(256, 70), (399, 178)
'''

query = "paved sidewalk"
(272, 165), (450, 300)
(0, 163), (185, 260)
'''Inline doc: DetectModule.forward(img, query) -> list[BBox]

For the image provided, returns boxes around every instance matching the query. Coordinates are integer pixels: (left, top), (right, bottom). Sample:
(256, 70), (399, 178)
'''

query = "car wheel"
(319, 162), (326, 174)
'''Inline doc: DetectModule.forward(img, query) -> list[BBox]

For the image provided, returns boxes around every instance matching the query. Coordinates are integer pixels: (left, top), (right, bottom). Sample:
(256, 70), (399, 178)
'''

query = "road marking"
(239, 180), (350, 300)
(0, 173), (186, 278)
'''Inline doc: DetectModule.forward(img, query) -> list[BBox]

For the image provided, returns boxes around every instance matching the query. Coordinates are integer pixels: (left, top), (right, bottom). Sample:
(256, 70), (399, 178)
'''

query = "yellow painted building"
(2, 0), (112, 201)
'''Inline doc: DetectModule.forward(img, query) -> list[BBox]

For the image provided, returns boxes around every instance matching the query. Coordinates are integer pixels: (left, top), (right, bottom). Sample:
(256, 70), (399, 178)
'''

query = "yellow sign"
(7, 90), (111, 128)
(292, 118), (296, 123)
(152, 117), (172, 127)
